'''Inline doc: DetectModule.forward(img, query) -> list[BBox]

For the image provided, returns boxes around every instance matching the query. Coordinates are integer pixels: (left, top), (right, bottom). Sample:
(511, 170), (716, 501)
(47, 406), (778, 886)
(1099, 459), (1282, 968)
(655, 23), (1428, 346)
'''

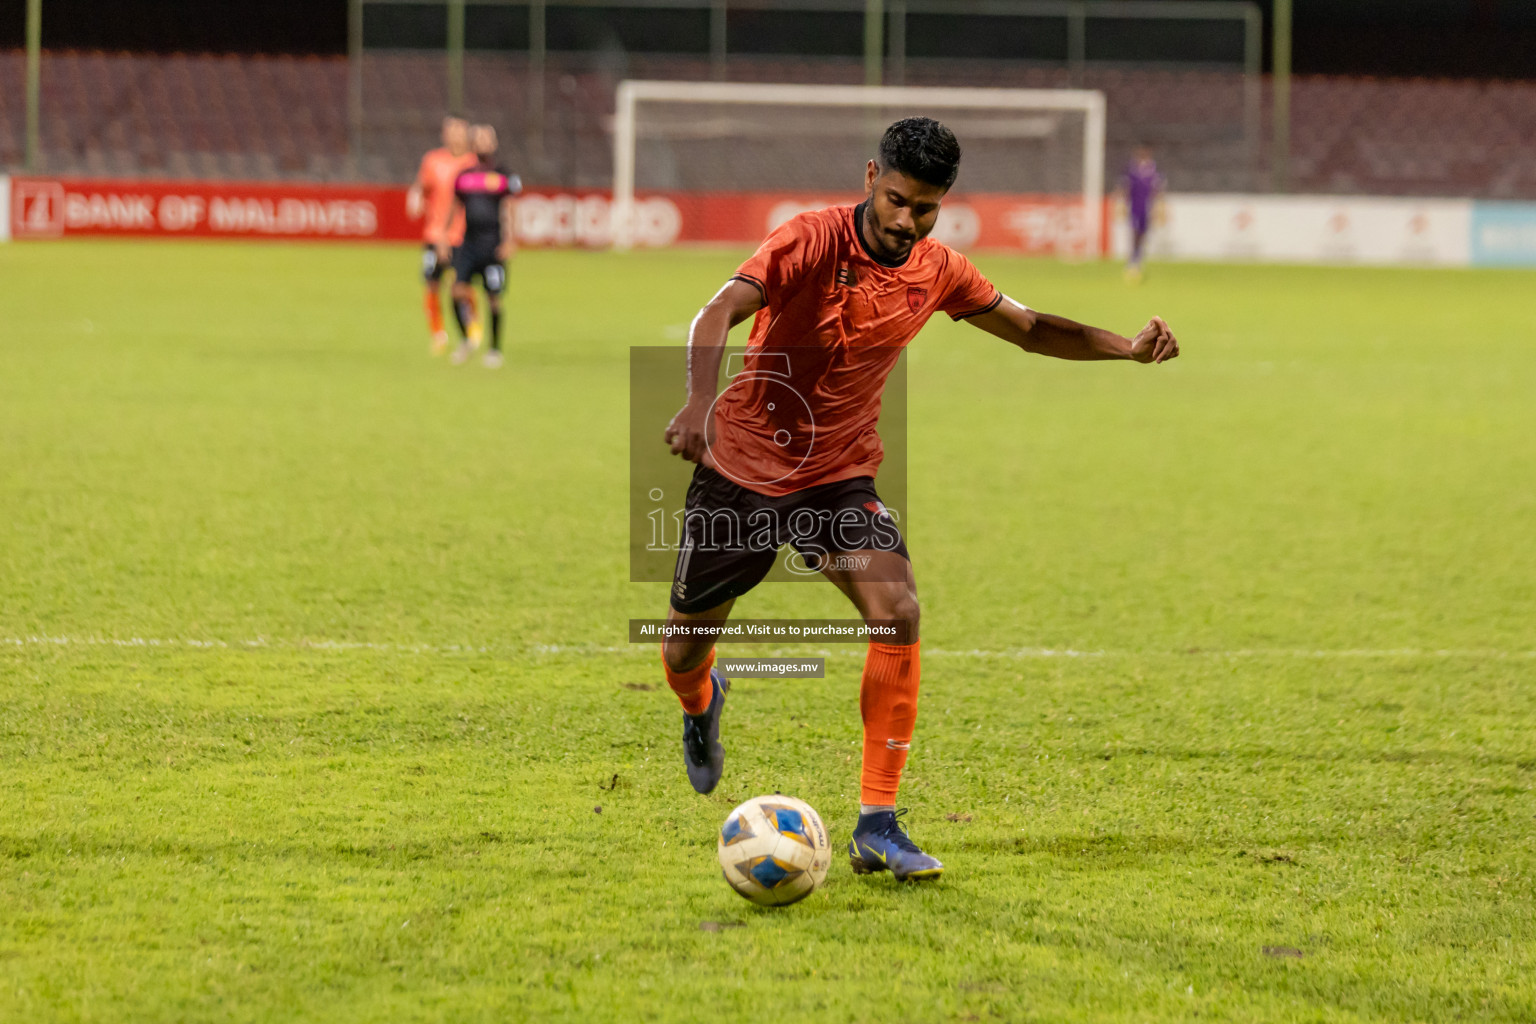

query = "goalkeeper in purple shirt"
(1121, 146), (1164, 280)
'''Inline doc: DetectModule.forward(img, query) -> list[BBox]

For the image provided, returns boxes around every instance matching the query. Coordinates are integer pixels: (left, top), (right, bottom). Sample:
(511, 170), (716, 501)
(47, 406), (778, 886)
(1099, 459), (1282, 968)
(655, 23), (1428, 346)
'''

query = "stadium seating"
(1, 49), (1534, 199)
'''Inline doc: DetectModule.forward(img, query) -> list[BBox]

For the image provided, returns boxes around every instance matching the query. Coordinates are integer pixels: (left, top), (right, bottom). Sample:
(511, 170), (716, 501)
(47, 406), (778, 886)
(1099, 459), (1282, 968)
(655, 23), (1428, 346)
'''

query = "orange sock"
(859, 641), (921, 806)
(663, 648), (716, 716)
(424, 288), (444, 334)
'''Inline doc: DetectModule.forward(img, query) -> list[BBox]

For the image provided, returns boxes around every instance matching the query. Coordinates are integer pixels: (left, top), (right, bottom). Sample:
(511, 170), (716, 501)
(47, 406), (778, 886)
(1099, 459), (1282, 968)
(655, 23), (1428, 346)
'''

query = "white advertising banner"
(1112, 193), (1473, 267)
(0, 176), (10, 242)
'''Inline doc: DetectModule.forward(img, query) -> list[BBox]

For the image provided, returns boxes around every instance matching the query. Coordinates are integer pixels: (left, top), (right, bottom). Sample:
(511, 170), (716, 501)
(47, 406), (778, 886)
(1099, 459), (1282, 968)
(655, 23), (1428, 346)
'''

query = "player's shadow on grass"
(957, 832), (1320, 868)
(0, 832), (507, 864)
(1086, 744), (1536, 769)
(1003, 832), (1203, 866)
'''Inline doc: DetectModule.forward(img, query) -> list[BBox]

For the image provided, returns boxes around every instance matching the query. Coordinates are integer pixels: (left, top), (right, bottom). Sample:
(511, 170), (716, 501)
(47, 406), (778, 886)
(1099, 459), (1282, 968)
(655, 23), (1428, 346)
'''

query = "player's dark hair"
(877, 117), (961, 190)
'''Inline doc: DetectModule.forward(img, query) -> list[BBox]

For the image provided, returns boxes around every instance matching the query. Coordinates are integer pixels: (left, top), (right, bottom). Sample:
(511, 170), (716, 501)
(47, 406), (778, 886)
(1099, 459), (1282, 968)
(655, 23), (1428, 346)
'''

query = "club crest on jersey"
(836, 263), (859, 287)
(906, 286), (928, 313)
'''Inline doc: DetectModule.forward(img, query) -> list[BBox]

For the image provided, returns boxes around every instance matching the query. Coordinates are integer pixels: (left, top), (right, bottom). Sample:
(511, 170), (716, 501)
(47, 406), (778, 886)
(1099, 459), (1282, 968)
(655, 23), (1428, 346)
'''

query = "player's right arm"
(666, 213), (825, 462)
(406, 157), (430, 219)
(663, 279), (763, 464)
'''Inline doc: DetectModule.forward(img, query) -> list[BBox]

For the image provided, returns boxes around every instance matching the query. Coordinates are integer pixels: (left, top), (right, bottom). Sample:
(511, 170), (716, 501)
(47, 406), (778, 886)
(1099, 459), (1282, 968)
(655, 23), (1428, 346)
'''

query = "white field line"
(3, 635), (1534, 660)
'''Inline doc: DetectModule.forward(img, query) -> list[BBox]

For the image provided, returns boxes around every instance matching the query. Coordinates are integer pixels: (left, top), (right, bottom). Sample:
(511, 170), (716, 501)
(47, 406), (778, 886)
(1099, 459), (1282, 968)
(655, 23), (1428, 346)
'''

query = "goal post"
(612, 80), (1107, 257)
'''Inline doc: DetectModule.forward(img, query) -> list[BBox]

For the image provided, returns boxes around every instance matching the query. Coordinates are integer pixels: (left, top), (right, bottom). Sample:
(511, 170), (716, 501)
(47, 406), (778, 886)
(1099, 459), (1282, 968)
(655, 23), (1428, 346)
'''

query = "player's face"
(443, 118), (469, 153)
(862, 162), (947, 261)
(472, 125), (498, 158)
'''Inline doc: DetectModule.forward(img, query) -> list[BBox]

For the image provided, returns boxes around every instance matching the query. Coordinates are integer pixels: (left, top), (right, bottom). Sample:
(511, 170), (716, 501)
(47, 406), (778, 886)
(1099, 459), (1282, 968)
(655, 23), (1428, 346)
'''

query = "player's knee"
(662, 640), (710, 675)
(870, 587), (919, 634)
(896, 592), (921, 637)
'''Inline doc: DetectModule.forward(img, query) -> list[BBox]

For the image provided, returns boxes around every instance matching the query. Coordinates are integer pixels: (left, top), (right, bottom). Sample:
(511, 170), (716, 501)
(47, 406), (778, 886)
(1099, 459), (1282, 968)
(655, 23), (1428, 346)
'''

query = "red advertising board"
(7, 176), (1107, 254)
(484, 189), (1107, 254)
(661, 191), (1104, 253)
(8, 177), (415, 241)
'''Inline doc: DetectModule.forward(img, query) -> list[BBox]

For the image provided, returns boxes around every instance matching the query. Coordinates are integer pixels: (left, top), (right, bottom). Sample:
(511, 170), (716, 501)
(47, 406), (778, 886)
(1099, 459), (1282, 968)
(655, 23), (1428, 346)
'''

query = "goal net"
(613, 81), (1106, 256)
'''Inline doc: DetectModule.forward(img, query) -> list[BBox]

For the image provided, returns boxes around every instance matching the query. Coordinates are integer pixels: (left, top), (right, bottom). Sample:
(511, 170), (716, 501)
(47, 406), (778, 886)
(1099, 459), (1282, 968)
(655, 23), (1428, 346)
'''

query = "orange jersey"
(416, 147), (477, 245)
(712, 203), (1001, 497)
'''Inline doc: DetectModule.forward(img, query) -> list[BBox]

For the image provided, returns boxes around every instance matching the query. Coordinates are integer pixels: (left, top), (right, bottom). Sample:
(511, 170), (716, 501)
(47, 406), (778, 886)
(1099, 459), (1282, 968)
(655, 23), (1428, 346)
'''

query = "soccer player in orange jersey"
(660, 117), (1179, 882)
(407, 114), (477, 355)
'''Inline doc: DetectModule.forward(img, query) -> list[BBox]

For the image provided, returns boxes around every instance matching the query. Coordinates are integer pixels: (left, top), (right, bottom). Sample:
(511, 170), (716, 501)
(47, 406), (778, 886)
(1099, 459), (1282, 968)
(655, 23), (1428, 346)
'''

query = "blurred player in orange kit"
(407, 114), (478, 354)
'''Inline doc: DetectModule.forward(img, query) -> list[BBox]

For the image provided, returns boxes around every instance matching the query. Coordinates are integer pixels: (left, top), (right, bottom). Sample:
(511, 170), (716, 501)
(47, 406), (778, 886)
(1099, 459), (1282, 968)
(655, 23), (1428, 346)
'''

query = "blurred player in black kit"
(436, 125), (522, 368)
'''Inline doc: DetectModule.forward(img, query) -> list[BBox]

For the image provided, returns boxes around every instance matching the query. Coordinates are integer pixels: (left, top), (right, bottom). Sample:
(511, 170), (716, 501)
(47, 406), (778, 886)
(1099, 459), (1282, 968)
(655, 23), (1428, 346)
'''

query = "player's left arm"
(497, 198), (517, 261)
(496, 179), (520, 261)
(967, 296), (1178, 364)
(435, 195), (461, 261)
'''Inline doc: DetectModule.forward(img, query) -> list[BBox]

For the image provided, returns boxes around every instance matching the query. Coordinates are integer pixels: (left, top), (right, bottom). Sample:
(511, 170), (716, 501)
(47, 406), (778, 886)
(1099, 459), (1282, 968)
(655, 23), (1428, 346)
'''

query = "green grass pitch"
(2, 238), (1535, 1022)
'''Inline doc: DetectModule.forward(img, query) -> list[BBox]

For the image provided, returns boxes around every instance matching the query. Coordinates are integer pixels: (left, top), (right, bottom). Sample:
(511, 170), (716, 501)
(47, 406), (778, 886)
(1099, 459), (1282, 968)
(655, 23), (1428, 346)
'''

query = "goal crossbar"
(612, 80), (1108, 255)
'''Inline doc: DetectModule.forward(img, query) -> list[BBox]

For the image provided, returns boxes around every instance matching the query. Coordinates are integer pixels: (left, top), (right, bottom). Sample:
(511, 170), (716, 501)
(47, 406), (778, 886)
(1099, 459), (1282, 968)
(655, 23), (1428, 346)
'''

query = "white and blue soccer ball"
(717, 794), (832, 906)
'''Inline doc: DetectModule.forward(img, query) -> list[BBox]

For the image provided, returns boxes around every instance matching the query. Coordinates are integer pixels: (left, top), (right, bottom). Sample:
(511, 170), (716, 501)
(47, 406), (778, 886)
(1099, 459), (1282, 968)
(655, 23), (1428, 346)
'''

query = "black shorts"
(452, 246), (506, 294)
(421, 244), (447, 283)
(670, 465), (909, 614)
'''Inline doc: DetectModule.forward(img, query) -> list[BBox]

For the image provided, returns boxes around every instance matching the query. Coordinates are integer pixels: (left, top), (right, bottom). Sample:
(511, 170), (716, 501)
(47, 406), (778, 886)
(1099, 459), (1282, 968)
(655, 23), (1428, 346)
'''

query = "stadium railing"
(1, 50), (1534, 200)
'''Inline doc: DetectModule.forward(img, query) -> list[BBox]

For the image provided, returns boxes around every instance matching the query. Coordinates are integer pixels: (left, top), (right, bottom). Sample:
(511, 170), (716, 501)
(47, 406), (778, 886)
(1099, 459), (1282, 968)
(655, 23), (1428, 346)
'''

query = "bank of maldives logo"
(12, 181), (65, 238)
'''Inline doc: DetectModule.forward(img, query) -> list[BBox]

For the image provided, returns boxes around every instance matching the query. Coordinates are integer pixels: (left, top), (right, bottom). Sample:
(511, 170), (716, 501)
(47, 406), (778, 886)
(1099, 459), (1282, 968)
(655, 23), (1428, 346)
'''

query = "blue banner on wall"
(1471, 202), (1536, 266)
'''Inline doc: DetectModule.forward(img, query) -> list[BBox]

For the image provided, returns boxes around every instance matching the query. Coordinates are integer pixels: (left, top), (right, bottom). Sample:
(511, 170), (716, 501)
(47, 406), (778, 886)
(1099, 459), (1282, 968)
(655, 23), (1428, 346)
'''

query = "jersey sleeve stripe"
(730, 273), (767, 303)
(949, 293), (1003, 321)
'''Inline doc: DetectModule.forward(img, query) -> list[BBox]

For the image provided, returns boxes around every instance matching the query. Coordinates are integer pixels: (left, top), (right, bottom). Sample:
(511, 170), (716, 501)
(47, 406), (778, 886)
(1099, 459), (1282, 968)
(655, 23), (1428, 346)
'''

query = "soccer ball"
(717, 794), (832, 906)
